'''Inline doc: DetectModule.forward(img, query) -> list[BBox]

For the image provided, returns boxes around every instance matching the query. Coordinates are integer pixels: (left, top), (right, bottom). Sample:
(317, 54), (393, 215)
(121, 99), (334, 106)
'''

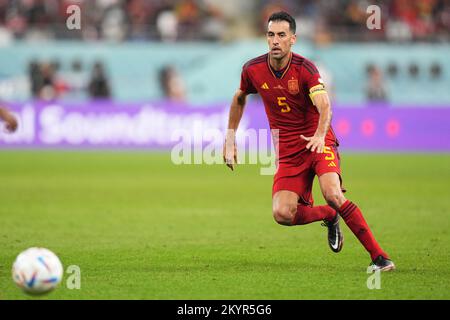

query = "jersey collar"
(267, 52), (292, 79)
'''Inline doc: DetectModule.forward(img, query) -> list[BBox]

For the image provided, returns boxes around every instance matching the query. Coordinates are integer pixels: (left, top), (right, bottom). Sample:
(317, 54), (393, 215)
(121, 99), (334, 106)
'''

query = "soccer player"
(0, 106), (18, 133)
(223, 12), (395, 271)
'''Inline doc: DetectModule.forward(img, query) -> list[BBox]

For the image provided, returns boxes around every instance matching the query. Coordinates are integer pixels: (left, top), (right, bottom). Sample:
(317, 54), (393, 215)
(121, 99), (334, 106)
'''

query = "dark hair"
(268, 11), (296, 34)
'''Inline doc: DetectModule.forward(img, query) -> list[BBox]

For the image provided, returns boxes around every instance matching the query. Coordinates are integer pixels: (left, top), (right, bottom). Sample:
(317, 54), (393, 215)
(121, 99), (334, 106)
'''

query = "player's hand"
(223, 140), (238, 171)
(300, 135), (325, 153)
(2, 112), (18, 133)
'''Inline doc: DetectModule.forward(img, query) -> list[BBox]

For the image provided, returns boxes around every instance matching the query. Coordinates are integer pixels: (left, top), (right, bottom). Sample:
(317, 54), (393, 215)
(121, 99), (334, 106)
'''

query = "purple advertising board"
(1, 101), (449, 151)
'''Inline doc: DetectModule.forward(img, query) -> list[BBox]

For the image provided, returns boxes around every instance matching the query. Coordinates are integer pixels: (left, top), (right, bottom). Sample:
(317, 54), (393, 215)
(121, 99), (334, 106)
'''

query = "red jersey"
(240, 52), (338, 167)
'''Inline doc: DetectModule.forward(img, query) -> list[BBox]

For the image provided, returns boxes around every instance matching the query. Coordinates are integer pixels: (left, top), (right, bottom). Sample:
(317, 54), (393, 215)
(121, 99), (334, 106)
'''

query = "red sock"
(292, 205), (336, 225)
(339, 200), (388, 261)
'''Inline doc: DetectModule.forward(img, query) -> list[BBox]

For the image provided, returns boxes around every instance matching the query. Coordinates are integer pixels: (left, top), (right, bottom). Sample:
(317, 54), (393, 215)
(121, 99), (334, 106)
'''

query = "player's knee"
(323, 190), (345, 210)
(272, 205), (296, 226)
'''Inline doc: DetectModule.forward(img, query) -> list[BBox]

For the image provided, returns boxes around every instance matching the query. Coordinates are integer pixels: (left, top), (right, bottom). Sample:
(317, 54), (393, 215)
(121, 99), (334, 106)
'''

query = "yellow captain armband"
(308, 84), (327, 103)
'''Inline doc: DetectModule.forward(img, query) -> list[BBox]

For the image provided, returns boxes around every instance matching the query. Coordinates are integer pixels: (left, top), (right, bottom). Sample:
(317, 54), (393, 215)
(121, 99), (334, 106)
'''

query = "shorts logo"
(288, 79), (299, 95)
(328, 161), (337, 167)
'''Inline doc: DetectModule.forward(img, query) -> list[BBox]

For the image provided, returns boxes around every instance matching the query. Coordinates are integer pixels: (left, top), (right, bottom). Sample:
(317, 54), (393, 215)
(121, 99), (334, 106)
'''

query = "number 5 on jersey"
(277, 97), (291, 113)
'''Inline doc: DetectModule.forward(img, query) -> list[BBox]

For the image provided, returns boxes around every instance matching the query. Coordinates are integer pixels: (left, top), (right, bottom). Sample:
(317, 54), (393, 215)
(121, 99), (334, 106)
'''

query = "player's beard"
(271, 52), (285, 61)
(270, 50), (289, 64)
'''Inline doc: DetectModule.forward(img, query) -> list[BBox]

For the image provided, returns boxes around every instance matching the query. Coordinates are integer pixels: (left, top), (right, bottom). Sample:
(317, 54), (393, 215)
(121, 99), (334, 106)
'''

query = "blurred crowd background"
(1, 0), (449, 42)
(0, 0), (449, 106)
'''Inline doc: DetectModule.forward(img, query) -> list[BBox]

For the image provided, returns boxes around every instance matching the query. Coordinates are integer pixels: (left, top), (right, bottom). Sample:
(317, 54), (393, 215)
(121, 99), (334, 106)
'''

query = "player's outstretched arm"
(223, 89), (248, 171)
(300, 92), (332, 154)
(0, 106), (18, 133)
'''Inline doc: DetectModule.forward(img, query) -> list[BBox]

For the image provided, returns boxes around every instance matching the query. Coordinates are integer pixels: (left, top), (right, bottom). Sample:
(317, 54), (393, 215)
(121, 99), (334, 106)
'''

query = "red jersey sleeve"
(302, 60), (324, 90)
(301, 60), (326, 102)
(239, 66), (258, 94)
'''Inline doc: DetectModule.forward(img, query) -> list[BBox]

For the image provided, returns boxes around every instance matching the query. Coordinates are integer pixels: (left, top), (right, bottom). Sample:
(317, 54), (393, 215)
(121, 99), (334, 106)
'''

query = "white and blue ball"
(12, 247), (63, 295)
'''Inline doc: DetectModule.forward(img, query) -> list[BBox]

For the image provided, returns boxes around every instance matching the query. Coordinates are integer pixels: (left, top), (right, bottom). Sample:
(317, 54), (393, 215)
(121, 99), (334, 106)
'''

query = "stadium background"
(0, 0), (449, 300)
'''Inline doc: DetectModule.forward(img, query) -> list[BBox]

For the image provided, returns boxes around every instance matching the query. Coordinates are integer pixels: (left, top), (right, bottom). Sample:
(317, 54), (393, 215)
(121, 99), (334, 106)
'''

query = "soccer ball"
(12, 247), (64, 295)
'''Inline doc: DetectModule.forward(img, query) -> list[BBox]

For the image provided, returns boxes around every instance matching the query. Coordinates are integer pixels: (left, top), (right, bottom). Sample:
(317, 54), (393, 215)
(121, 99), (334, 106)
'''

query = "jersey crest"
(288, 79), (299, 95)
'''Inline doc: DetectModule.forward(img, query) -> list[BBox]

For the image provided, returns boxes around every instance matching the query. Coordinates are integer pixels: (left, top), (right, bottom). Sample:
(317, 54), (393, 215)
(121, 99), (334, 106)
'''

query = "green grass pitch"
(0, 151), (449, 299)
